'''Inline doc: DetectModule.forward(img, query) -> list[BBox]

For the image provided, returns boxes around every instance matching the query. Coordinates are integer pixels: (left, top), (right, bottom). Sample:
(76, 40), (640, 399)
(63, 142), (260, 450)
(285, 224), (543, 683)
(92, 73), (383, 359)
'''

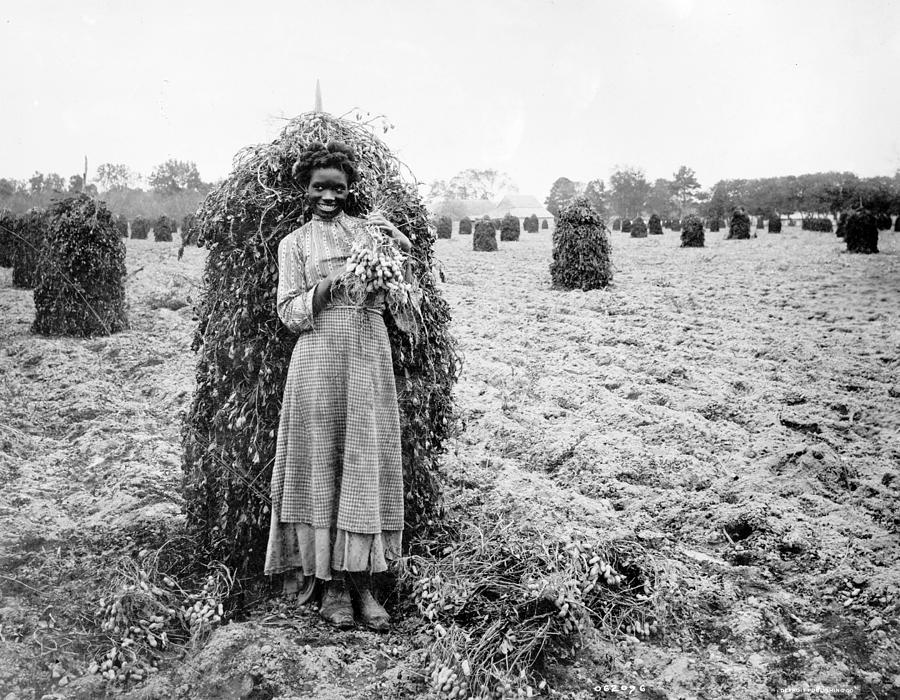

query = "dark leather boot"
(350, 573), (390, 632)
(319, 578), (354, 629)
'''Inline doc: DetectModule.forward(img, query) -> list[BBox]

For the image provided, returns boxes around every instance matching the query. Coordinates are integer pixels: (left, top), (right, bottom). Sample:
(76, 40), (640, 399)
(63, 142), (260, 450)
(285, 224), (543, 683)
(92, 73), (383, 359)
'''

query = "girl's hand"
(365, 212), (412, 251)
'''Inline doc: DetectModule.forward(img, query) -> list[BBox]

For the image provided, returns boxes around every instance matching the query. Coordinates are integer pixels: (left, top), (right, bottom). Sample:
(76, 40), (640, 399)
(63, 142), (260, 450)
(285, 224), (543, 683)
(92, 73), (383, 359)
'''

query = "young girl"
(264, 140), (411, 630)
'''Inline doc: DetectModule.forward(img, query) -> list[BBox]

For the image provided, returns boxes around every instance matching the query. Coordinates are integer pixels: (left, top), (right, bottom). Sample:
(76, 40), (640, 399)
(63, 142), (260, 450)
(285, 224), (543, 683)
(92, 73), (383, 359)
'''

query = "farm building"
(486, 194), (555, 232)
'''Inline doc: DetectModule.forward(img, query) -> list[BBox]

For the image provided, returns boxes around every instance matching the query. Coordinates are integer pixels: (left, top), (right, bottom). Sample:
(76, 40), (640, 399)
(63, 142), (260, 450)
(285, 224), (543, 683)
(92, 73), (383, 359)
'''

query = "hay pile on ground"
(32, 194), (129, 337)
(11, 209), (46, 289)
(708, 218), (721, 233)
(500, 213), (520, 241)
(768, 216), (782, 233)
(621, 218), (632, 234)
(549, 196), (612, 290)
(612, 218), (621, 231)
(436, 216), (452, 239)
(401, 498), (670, 698)
(473, 217), (498, 252)
(154, 215), (176, 242)
(726, 210), (751, 240)
(680, 215), (704, 247)
(648, 214), (663, 235)
(875, 213), (892, 230)
(458, 217), (472, 235)
(524, 213), (539, 233)
(182, 110), (460, 583)
(630, 216), (648, 238)
(845, 210), (878, 254)
(669, 218), (682, 231)
(756, 216), (764, 229)
(541, 219), (549, 230)
(131, 216), (150, 240)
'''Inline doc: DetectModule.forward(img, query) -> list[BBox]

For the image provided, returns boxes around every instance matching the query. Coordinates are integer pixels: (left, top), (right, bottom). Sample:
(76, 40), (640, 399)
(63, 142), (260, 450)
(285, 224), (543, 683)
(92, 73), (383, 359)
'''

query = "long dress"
(264, 212), (404, 581)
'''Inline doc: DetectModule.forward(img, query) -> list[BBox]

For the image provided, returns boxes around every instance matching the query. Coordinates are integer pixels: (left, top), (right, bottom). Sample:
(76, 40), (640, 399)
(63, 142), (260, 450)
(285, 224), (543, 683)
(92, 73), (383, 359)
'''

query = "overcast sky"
(2, 0), (899, 198)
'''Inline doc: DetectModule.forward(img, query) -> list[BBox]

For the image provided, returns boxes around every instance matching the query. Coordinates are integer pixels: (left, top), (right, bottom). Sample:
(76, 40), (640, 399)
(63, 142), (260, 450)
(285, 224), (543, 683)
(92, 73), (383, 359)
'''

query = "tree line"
(0, 159), (213, 222)
(545, 167), (900, 221)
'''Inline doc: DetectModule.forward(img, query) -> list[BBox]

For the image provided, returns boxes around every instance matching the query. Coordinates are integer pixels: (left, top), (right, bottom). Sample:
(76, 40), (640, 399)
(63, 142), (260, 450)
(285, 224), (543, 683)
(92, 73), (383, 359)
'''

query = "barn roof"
(487, 193), (554, 220)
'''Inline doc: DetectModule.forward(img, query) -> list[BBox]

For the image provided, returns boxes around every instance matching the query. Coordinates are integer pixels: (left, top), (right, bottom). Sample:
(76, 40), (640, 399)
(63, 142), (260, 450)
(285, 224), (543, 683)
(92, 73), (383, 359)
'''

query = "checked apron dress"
(264, 212), (404, 580)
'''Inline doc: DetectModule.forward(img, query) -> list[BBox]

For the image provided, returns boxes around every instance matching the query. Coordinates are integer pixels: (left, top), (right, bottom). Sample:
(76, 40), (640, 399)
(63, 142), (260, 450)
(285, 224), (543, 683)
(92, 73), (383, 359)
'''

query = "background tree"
(426, 169), (518, 203)
(609, 167), (650, 218)
(44, 173), (66, 192)
(582, 179), (607, 216)
(646, 178), (675, 218)
(149, 159), (204, 194)
(545, 177), (580, 217)
(29, 172), (45, 195)
(96, 163), (137, 192)
(670, 166), (701, 215)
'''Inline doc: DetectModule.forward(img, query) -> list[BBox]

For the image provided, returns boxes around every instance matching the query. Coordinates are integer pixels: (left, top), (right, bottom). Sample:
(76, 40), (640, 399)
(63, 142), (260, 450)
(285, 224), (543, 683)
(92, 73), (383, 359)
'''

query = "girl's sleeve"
(276, 235), (317, 333)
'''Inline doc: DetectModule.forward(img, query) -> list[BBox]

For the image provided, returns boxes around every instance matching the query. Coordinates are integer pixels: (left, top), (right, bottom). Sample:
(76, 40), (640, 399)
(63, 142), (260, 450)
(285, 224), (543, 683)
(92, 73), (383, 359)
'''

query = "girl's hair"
(292, 140), (359, 188)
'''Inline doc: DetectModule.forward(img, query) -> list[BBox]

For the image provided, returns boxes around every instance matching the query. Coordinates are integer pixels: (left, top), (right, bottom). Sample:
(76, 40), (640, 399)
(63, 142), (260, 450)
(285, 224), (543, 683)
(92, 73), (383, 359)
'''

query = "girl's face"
(307, 168), (349, 219)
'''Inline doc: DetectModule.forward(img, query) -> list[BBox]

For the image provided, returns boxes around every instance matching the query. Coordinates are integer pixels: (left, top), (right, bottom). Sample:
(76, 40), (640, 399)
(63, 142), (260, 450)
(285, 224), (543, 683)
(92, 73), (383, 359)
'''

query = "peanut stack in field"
(769, 216), (782, 233)
(130, 215), (150, 240)
(549, 196), (612, 290)
(680, 214), (705, 247)
(458, 216), (472, 235)
(500, 213), (520, 241)
(473, 216), (498, 251)
(648, 214), (663, 235)
(181, 110), (460, 582)
(436, 215), (452, 239)
(0, 209), (15, 268)
(153, 214), (176, 242)
(178, 213), (199, 259)
(11, 209), (46, 289)
(845, 210), (878, 254)
(32, 194), (129, 337)
(630, 216), (648, 238)
(726, 210), (751, 240)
